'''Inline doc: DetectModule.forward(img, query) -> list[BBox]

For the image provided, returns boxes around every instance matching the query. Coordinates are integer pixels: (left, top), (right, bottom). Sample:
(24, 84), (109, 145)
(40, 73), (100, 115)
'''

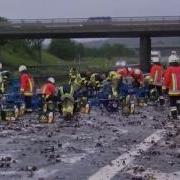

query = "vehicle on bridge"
(86, 17), (112, 24)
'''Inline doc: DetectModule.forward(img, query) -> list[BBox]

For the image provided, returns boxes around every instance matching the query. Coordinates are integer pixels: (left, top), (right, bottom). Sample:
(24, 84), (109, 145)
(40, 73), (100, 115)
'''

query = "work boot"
(170, 107), (178, 119)
(48, 112), (54, 123)
(159, 96), (165, 106)
(177, 100), (180, 116)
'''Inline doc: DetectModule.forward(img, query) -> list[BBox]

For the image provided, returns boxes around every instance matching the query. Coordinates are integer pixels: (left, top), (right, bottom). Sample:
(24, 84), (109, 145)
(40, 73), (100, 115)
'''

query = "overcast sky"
(0, 0), (180, 19)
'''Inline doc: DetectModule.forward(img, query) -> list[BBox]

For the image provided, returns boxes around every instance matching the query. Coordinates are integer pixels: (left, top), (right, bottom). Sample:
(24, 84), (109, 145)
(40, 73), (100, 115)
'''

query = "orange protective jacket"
(163, 66), (180, 96)
(150, 64), (164, 86)
(41, 82), (56, 98)
(133, 70), (144, 84)
(117, 68), (134, 77)
(20, 72), (34, 96)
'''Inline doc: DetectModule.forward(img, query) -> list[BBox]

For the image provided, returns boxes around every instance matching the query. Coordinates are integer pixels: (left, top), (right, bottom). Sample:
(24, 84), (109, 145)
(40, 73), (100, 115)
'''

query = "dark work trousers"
(24, 95), (32, 109)
(155, 86), (162, 96)
(169, 96), (180, 107)
(149, 85), (162, 96)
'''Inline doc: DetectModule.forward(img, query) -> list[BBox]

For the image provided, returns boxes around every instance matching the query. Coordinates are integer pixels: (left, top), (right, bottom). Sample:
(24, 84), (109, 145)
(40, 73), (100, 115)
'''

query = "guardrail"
(0, 16), (180, 27)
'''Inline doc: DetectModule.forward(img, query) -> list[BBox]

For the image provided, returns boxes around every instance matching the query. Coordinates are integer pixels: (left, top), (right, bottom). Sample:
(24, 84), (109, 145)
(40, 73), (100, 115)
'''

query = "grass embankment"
(1, 47), (139, 84)
(2, 50), (61, 67)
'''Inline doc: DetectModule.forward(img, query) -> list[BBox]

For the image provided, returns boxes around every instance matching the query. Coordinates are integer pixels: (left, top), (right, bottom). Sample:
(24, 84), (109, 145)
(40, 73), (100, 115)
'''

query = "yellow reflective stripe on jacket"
(168, 73), (180, 96)
(42, 85), (50, 99)
(112, 87), (118, 97)
(59, 86), (63, 95)
(24, 92), (33, 96)
(28, 79), (33, 93)
(0, 83), (4, 93)
(153, 70), (158, 84)
(42, 85), (47, 94)
(168, 91), (180, 96)
(172, 73), (177, 92)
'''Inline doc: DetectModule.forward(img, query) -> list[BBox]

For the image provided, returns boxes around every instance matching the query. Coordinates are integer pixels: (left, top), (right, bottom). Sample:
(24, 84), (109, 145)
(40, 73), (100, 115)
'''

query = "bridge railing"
(2, 16), (180, 27)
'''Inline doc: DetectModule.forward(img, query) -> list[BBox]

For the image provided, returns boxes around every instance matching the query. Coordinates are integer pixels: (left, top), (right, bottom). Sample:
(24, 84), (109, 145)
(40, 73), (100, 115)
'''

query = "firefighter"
(133, 68), (143, 87)
(76, 78), (90, 114)
(69, 69), (82, 92)
(89, 73), (101, 92)
(41, 77), (56, 100)
(101, 73), (108, 86)
(19, 65), (34, 112)
(116, 61), (124, 76)
(101, 71), (121, 112)
(169, 51), (177, 61)
(117, 64), (135, 87)
(69, 68), (80, 85)
(58, 84), (76, 118)
(107, 71), (121, 98)
(117, 61), (134, 78)
(163, 55), (180, 119)
(40, 77), (57, 123)
(150, 57), (164, 96)
(0, 62), (10, 95)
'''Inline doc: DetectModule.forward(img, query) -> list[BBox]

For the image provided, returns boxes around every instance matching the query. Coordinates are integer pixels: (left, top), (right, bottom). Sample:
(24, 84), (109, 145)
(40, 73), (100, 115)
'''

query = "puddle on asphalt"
(35, 168), (59, 178)
(62, 148), (95, 164)
(0, 170), (21, 176)
(61, 153), (87, 163)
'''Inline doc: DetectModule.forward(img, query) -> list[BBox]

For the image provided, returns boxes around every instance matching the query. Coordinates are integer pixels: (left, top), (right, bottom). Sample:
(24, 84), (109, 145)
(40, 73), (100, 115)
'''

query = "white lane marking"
(88, 130), (166, 180)
(61, 153), (87, 164)
(33, 148), (95, 179)
(34, 169), (59, 178)
(127, 167), (180, 180)
(0, 171), (21, 176)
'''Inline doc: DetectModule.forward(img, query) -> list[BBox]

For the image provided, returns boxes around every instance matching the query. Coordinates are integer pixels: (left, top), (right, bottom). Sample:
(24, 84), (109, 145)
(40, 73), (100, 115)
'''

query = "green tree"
(48, 39), (76, 60)
(25, 39), (44, 63)
(75, 43), (84, 58)
(0, 17), (8, 61)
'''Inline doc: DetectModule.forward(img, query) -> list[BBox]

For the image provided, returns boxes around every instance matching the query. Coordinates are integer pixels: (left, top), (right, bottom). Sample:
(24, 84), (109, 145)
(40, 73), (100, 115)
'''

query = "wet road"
(0, 105), (179, 180)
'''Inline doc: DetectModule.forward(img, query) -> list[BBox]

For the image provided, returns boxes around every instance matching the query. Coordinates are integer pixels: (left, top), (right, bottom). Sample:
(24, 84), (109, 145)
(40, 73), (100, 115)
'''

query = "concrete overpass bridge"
(1, 16), (180, 72)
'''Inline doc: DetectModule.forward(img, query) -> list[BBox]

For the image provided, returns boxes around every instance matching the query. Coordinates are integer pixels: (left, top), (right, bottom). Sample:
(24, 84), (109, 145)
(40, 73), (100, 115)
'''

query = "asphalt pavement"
(0, 105), (179, 180)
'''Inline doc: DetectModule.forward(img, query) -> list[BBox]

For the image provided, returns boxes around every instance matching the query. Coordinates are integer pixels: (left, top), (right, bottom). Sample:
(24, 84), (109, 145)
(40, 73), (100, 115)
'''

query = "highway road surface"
(0, 105), (179, 180)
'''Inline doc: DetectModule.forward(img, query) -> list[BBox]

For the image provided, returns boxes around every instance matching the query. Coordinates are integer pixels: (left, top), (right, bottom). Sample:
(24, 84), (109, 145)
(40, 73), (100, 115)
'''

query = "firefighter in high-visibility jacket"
(150, 57), (164, 96)
(88, 73), (101, 94)
(117, 67), (134, 78)
(107, 71), (121, 98)
(163, 55), (180, 119)
(69, 68), (80, 85)
(0, 62), (9, 95)
(41, 77), (56, 101)
(19, 65), (34, 112)
(69, 68), (82, 92)
(58, 84), (75, 117)
(133, 68), (143, 87)
(40, 77), (56, 123)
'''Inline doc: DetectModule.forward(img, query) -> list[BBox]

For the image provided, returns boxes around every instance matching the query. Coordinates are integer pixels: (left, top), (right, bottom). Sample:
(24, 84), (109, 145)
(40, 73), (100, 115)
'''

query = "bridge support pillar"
(140, 36), (151, 73)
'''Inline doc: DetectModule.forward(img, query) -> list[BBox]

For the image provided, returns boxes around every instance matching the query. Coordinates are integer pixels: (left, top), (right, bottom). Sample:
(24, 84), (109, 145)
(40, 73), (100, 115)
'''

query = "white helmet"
(128, 67), (132, 72)
(19, 65), (27, 72)
(116, 60), (126, 67)
(48, 77), (55, 84)
(168, 55), (179, 64)
(171, 51), (176, 55)
(151, 57), (160, 63)
(134, 68), (141, 75)
(120, 61), (127, 67)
